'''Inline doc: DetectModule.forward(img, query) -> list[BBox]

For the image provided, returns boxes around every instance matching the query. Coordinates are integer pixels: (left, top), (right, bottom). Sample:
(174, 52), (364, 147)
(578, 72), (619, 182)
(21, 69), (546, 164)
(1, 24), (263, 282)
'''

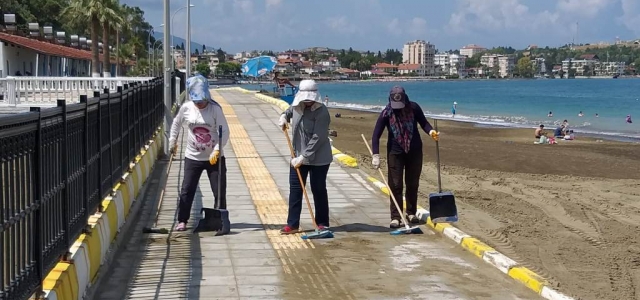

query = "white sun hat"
(292, 79), (321, 107)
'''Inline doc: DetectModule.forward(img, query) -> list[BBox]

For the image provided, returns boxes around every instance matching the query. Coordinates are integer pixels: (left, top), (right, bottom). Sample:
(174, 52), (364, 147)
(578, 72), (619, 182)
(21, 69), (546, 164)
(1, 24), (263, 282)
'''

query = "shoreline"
(328, 103), (640, 144)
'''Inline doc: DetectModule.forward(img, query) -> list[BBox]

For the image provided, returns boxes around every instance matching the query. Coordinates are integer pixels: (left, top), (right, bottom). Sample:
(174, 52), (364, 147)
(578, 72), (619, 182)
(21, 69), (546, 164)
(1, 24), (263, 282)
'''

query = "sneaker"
(175, 222), (187, 231)
(280, 225), (300, 235)
(390, 220), (401, 229)
(317, 225), (330, 231)
(408, 215), (419, 224)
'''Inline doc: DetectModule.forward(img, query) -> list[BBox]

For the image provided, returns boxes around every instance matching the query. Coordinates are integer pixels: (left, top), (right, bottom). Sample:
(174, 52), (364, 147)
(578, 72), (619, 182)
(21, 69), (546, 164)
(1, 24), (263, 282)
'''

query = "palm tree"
(100, 0), (122, 77)
(63, 0), (102, 77)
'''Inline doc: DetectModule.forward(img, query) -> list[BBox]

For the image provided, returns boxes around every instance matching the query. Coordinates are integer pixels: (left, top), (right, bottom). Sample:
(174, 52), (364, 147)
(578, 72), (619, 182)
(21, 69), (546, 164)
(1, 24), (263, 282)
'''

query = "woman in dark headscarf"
(370, 86), (439, 228)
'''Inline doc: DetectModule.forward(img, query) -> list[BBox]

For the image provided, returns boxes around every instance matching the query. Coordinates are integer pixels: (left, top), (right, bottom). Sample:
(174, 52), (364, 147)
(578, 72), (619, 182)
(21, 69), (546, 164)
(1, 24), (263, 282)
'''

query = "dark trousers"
(387, 149), (423, 220)
(287, 164), (330, 228)
(178, 157), (227, 223)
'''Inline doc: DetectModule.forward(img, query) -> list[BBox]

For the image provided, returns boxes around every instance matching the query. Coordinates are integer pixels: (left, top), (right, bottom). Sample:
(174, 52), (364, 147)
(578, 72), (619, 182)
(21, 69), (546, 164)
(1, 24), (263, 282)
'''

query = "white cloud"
(446, 0), (560, 34)
(324, 16), (358, 34)
(619, 0), (640, 35)
(265, 0), (282, 8)
(387, 18), (401, 35)
(557, 0), (614, 18)
(407, 17), (428, 37)
(233, 0), (254, 15)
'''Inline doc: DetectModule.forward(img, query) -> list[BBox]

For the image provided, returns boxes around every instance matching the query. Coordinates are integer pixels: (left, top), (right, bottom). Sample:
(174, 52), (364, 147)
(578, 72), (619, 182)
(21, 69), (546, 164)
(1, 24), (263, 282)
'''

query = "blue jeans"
(287, 164), (330, 228)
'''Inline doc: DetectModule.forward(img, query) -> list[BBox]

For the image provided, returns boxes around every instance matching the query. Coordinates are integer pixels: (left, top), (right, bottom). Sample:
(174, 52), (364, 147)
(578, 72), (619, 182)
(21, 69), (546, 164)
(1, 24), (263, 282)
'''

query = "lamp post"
(171, 4), (194, 70)
(147, 28), (154, 76)
(152, 24), (164, 76)
(185, 0), (192, 78)
(163, 0), (171, 156)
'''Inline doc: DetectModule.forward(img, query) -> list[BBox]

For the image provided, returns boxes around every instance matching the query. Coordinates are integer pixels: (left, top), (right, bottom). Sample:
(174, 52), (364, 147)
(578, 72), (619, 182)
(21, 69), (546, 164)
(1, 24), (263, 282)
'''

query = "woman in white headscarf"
(277, 79), (333, 234)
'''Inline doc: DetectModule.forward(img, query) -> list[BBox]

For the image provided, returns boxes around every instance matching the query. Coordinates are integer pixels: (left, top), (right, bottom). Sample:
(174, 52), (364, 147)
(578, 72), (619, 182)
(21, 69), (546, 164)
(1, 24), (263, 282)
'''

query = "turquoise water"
(242, 79), (640, 139)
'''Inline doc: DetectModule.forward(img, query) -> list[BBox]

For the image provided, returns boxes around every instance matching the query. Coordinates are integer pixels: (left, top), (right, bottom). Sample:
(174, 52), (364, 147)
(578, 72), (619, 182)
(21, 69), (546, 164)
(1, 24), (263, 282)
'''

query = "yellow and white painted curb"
(41, 130), (163, 300)
(366, 174), (575, 300)
(216, 87), (358, 168)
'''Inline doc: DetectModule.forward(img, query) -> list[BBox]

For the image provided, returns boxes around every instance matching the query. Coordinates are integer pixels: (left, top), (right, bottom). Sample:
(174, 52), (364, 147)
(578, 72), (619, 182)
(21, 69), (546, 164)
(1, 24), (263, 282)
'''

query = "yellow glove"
(209, 150), (220, 165)
(170, 144), (178, 155)
(429, 130), (440, 142)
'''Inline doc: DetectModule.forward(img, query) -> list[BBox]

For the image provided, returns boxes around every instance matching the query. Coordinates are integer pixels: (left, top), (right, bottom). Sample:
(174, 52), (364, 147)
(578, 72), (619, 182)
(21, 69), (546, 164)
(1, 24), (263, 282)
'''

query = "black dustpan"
(428, 119), (459, 224)
(194, 125), (231, 235)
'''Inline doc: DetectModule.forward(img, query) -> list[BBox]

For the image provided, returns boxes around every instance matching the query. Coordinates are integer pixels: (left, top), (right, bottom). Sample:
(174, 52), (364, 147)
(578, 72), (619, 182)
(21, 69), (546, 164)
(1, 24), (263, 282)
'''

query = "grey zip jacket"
(282, 101), (333, 166)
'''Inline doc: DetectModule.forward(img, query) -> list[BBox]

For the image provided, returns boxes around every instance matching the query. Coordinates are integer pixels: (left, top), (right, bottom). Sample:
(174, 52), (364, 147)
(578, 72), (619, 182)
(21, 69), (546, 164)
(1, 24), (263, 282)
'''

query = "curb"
(215, 87), (358, 168)
(366, 175), (575, 300)
(41, 130), (163, 300)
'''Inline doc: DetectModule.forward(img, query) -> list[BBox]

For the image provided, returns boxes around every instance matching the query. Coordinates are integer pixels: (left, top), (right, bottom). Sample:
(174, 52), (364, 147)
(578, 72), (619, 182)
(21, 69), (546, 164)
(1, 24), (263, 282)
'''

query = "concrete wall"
(2, 41), (38, 76)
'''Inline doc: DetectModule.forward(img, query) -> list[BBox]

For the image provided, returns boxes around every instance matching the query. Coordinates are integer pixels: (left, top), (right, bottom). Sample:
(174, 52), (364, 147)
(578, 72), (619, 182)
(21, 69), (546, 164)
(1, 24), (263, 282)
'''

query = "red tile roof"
(374, 62), (397, 69)
(580, 54), (599, 60)
(0, 32), (118, 64)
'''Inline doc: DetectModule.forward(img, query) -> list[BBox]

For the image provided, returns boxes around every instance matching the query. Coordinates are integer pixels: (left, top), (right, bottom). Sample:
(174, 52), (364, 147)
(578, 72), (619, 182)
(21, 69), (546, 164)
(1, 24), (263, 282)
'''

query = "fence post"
(117, 86), (126, 177)
(79, 95), (91, 229)
(7, 77), (17, 106)
(57, 99), (72, 261)
(94, 90), (103, 212)
(104, 88), (114, 192)
(29, 106), (45, 298)
(175, 77), (180, 106)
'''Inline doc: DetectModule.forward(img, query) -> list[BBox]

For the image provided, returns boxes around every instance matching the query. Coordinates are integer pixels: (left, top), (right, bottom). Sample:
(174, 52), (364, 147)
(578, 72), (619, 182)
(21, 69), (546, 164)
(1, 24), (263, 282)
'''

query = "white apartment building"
(460, 44), (487, 58)
(533, 57), (546, 75)
(434, 53), (466, 76)
(402, 40), (436, 76)
(481, 54), (514, 78)
(562, 59), (625, 76)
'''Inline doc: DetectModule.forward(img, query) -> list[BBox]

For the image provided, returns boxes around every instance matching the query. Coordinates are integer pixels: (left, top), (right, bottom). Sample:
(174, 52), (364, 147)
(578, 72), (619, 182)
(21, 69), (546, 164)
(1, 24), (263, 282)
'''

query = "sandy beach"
(328, 108), (640, 300)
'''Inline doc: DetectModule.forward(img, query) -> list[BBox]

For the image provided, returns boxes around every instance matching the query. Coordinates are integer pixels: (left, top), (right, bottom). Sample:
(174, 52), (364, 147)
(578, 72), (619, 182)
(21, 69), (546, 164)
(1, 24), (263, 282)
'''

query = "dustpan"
(194, 125), (231, 235)
(428, 119), (458, 223)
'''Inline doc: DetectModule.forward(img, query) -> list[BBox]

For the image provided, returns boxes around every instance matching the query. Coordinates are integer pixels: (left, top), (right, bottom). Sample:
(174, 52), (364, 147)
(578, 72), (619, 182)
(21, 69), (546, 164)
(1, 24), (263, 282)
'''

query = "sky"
(123, 0), (640, 53)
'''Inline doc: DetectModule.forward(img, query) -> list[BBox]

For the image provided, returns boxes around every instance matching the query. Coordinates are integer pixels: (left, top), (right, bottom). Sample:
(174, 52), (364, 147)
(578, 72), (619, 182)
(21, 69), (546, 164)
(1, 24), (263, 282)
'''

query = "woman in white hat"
(277, 79), (333, 234)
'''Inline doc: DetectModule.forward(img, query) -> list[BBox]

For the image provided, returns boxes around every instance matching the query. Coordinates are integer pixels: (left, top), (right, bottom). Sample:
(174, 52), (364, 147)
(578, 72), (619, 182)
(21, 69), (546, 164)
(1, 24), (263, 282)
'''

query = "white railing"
(0, 76), (155, 106)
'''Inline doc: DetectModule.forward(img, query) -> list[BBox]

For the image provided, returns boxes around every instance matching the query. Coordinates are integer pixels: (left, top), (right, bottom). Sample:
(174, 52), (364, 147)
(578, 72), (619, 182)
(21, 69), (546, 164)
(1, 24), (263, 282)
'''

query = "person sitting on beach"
(535, 124), (545, 139)
(564, 130), (575, 140)
(554, 125), (565, 138)
(370, 86), (439, 228)
(273, 71), (295, 88)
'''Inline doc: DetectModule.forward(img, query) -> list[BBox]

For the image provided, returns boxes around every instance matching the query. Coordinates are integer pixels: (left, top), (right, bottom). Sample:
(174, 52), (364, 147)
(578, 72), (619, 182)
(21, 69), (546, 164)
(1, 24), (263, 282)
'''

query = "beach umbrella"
(241, 56), (278, 77)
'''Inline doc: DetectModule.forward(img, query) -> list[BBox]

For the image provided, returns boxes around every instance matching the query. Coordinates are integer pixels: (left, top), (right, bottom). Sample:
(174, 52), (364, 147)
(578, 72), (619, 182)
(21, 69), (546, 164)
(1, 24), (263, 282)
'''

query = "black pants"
(178, 157), (227, 223)
(387, 149), (423, 221)
(287, 164), (330, 228)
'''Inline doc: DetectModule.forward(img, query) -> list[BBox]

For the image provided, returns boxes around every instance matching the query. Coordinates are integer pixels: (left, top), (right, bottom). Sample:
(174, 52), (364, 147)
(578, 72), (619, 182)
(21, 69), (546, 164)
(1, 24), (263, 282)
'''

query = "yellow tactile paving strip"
(213, 91), (355, 299)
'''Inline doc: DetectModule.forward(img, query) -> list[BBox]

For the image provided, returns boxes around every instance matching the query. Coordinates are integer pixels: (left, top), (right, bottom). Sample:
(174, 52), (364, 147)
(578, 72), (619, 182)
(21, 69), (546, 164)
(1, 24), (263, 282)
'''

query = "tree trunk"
(102, 21), (111, 77)
(115, 30), (120, 76)
(91, 15), (101, 77)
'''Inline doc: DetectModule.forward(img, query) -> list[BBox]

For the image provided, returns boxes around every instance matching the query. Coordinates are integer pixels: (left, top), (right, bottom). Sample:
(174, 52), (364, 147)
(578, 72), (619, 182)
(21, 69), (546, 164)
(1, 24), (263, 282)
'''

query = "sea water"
(242, 78), (640, 140)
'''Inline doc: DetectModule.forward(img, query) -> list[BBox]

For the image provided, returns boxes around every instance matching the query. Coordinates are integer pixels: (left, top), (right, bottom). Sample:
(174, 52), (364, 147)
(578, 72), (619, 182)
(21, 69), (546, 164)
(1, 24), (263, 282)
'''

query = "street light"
(186, 0), (192, 78)
(171, 4), (195, 70)
(152, 24), (164, 76)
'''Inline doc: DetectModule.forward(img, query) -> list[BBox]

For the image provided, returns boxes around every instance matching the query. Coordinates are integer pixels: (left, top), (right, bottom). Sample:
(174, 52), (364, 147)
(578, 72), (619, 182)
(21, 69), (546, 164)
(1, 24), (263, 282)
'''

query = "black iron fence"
(0, 77), (166, 300)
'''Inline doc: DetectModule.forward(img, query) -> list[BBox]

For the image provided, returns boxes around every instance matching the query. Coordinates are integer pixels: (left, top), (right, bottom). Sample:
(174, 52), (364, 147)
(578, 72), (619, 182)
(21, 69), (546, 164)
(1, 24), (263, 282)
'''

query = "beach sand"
(328, 108), (640, 300)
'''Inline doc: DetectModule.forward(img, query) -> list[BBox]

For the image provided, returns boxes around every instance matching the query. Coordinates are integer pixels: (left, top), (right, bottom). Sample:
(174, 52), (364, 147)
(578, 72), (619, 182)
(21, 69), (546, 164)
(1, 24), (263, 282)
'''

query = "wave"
(329, 101), (640, 141)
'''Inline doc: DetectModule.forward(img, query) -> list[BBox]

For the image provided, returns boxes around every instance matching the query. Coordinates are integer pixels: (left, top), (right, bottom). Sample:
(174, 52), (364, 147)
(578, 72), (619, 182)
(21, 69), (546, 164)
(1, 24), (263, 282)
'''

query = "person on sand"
(370, 86), (439, 228)
(277, 79), (333, 234)
(169, 75), (230, 232)
(554, 125), (565, 138)
(535, 124), (545, 139)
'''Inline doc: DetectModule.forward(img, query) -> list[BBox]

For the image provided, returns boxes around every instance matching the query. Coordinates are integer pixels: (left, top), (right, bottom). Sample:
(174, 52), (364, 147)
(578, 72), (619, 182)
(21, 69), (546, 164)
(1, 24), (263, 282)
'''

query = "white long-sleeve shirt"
(169, 101), (229, 161)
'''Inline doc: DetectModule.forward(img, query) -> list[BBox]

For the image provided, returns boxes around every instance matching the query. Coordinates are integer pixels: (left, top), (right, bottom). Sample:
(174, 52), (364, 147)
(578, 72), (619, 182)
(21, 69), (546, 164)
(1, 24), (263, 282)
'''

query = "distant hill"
(153, 31), (207, 54)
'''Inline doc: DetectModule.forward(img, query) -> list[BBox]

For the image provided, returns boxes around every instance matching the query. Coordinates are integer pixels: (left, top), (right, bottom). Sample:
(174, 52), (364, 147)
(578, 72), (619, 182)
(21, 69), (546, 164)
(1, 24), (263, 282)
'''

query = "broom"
(283, 125), (333, 239)
(361, 134), (422, 235)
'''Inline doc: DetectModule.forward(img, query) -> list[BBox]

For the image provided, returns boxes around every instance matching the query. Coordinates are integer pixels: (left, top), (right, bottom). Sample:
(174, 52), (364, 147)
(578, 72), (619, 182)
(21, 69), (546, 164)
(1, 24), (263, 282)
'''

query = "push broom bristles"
(390, 226), (423, 235)
(302, 229), (334, 240)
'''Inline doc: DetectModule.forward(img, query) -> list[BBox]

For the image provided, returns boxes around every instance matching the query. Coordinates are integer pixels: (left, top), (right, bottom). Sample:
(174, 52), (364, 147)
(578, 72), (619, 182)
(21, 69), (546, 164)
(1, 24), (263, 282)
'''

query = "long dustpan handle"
(434, 119), (442, 193)
(216, 125), (223, 210)
(283, 125), (319, 229)
(361, 134), (411, 229)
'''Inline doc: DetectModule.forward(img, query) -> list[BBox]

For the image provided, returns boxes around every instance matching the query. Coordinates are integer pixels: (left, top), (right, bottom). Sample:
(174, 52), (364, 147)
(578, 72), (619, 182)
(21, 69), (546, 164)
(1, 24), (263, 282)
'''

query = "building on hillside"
(372, 62), (398, 75)
(277, 50), (303, 61)
(397, 64), (423, 76)
(460, 44), (487, 58)
(533, 57), (546, 75)
(480, 54), (514, 78)
(434, 53), (466, 77)
(198, 52), (220, 74)
(402, 40), (436, 76)
(562, 54), (625, 76)
(318, 57), (340, 72)
(0, 32), (124, 77)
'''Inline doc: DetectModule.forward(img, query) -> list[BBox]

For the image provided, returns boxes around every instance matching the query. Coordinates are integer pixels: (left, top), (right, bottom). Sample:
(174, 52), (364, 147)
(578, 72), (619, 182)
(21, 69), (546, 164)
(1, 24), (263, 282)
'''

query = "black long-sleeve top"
(372, 102), (433, 155)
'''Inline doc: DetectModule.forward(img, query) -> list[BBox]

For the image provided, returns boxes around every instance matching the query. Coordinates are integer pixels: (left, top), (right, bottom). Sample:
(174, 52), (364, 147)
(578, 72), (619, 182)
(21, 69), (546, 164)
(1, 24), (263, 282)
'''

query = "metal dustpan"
(429, 119), (458, 224)
(194, 125), (231, 235)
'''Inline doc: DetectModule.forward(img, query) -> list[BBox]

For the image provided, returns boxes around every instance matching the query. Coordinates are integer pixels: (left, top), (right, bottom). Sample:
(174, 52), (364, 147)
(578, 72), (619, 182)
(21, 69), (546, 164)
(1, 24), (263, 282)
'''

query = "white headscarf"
(292, 79), (322, 108)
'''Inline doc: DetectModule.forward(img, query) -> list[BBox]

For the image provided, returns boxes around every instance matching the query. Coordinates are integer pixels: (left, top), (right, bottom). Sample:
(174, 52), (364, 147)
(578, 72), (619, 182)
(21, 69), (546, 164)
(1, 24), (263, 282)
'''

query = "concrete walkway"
(91, 90), (539, 300)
